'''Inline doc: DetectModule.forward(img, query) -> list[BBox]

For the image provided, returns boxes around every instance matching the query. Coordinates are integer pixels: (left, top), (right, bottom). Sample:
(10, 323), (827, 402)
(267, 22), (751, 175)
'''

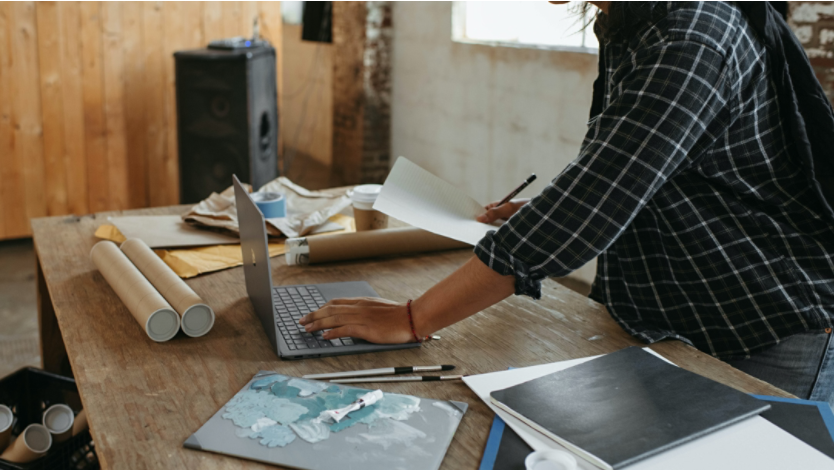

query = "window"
(452, 1), (598, 53)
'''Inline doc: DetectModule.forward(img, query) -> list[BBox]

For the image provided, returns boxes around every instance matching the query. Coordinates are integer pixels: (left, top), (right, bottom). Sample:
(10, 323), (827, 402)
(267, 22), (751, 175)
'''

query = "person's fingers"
(324, 297), (374, 306)
(303, 311), (361, 332)
(476, 202), (518, 223)
(299, 304), (346, 325)
(322, 325), (362, 340)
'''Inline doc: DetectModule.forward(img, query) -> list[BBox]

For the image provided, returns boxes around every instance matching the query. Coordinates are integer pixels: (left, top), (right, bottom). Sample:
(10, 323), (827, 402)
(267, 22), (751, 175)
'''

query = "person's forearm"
(410, 256), (515, 337)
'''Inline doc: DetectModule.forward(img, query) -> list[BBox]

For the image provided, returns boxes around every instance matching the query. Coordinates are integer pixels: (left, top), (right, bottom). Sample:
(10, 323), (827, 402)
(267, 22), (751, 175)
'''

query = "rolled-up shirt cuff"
(474, 231), (542, 299)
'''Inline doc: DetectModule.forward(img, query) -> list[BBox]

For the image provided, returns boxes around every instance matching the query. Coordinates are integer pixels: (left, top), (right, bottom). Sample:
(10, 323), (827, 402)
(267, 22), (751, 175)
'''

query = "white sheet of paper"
(463, 350), (834, 470)
(373, 157), (496, 245)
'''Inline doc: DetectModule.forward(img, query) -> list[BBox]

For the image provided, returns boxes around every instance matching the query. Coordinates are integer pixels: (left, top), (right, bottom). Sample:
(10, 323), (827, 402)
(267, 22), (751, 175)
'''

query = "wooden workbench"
(31, 205), (791, 469)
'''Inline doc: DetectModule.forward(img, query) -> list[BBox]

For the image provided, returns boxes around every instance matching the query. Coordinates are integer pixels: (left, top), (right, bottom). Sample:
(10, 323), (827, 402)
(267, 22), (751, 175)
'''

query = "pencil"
(497, 174), (537, 206)
(330, 375), (465, 384)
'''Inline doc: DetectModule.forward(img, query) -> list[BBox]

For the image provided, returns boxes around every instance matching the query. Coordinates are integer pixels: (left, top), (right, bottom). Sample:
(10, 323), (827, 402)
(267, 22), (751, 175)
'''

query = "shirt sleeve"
(474, 40), (730, 298)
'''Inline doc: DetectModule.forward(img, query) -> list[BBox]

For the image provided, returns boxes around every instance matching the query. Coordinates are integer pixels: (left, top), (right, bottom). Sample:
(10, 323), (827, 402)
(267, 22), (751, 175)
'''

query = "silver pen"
(302, 365), (455, 380)
(330, 375), (465, 384)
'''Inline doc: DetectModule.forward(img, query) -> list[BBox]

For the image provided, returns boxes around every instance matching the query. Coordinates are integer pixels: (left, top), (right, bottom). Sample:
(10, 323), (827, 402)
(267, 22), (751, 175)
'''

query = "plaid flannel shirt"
(474, 2), (834, 360)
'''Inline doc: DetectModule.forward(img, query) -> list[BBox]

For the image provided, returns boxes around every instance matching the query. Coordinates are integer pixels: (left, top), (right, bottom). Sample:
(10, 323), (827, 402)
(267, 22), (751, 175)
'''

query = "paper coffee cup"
(0, 423), (51, 463)
(0, 405), (12, 452)
(350, 184), (388, 231)
(42, 404), (74, 444)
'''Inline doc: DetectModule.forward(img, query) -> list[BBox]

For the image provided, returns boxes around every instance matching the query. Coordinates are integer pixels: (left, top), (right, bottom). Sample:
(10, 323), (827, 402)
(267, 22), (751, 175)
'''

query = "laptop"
(233, 175), (420, 359)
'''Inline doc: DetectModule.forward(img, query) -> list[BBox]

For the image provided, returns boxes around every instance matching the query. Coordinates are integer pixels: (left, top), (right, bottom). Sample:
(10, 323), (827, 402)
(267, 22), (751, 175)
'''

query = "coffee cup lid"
(350, 185), (383, 204)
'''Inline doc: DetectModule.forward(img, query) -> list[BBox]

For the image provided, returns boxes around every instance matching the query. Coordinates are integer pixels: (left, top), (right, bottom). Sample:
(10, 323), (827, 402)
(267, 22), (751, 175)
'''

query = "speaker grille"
(175, 47), (278, 203)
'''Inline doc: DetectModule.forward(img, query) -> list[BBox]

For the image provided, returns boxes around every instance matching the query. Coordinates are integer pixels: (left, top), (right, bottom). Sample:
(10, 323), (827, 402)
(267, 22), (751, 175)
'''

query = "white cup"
(0, 405), (13, 452)
(525, 450), (578, 470)
(349, 184), (388, 231)
(42, 404), (75, 443)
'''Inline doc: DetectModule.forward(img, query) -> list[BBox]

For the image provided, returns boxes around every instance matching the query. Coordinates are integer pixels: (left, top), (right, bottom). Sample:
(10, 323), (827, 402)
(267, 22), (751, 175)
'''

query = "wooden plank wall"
(0, 1), (282, 240)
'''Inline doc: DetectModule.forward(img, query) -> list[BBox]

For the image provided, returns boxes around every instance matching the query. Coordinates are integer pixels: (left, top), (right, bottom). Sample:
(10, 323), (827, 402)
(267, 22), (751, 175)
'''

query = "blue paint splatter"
(226, 377), (425, 449)
(287, 378), (329, 397)
(223, 389), (309, 427)
(250, 374), (289, 391)
(290, 420), (331, 444)
(252, 424), (297, 447)
(329, 404), (377, 432)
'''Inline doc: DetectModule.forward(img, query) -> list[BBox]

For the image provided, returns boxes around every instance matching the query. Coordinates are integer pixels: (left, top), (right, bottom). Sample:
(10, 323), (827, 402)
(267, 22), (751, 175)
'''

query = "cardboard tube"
(90, 241), (180, 342)
(42, 404), (74, 444)
(120, 239), (215, 337)
(285, 227), (469, 265)
(72, 409), (88, 437)
(0, 424), (51, 463)
(0, 405), (12, 452)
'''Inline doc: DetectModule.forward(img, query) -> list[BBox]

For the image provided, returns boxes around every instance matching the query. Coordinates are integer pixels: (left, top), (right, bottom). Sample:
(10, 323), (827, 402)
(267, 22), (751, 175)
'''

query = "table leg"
(36, 250), (71, 376)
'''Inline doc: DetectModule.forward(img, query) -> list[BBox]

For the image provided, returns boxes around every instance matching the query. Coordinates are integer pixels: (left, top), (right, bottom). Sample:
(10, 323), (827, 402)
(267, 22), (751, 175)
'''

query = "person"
(301, 2), (834, 404)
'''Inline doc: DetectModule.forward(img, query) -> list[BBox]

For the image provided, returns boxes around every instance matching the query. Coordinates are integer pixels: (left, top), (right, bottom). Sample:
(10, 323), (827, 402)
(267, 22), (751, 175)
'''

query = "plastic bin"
(0, 368), (98, 470)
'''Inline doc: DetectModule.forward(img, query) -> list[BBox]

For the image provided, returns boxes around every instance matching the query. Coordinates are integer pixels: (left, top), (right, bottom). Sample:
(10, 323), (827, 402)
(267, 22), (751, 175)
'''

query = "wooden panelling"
(281, 23), (334, 172)
(12, 2), (48, 233)
(57, 2), (89, 217)
(0, 4), (16, 237)
(0, 1), (283, 240)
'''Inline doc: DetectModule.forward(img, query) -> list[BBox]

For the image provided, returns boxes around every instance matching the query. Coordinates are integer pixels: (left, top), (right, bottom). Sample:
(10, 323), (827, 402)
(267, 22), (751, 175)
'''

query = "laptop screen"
(232, 175), (279, 349)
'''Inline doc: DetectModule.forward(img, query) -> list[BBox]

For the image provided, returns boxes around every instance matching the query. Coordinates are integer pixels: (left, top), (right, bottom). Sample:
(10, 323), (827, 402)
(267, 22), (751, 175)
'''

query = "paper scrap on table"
(463, 351), (834, 470)
(183, 177), (352, 239)
(373, 157), (496, 246)
(109, 215), (240, 248)
(94, 214), (355, 278)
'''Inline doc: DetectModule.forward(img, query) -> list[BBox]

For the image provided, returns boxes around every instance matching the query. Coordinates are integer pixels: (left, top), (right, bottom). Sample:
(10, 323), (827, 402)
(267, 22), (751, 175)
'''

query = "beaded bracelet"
(406, 300), (430, 343)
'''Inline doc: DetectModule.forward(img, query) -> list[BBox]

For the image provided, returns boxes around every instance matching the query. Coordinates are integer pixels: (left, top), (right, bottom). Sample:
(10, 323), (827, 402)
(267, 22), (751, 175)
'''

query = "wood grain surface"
(32, 204), (793, 470)
(0, 1), (278, 240)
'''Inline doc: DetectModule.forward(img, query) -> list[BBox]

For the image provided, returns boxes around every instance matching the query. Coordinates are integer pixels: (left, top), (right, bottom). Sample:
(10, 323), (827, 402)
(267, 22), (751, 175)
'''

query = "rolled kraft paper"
(42, 404), (74, 444)
(0, 405), (12, 452)
(90, 241), (180, 342)
(285, 227), (470, 266)
(72, 409), (88, 437)
(120, 239), (215, 337)
(0, 424), (51, 464)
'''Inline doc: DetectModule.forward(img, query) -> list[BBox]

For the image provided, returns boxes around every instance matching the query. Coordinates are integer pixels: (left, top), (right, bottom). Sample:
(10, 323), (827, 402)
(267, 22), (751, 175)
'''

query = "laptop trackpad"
(315, 281), (380, 301)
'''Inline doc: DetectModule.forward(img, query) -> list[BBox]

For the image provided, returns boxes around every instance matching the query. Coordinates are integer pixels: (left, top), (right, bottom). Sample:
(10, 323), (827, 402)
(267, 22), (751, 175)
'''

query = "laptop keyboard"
(273, 286), (355, 351)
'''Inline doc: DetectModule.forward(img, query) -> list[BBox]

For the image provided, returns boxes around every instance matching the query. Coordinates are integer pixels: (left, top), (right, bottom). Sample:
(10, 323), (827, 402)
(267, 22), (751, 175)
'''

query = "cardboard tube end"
(181, 304), (215, 337)
(145, 308), (180, 342)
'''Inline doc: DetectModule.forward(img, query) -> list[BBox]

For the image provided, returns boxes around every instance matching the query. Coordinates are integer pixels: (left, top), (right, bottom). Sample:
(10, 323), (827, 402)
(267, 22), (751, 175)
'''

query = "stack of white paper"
(373, 157), (497, 245)
(463, 351), (834, 470)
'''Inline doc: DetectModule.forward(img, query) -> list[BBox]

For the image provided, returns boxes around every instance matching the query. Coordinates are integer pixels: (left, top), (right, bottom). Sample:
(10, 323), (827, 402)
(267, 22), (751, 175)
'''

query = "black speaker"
(174, 45), (279, 203)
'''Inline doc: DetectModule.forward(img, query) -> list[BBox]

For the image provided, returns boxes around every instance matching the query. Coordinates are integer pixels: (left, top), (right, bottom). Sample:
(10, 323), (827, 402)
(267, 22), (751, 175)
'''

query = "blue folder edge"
(752, 394), (834, 440)
(479, 414), (507, 470)
(480, 367), (514, 470)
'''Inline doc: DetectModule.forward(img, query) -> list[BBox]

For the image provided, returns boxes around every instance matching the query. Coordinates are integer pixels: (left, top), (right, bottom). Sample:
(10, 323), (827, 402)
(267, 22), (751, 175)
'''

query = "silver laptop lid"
(232, 175), (280, 351)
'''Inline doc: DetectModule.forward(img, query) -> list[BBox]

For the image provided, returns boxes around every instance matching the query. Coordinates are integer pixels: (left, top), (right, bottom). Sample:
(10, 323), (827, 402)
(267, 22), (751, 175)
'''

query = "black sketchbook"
(489, 347), (770, 470)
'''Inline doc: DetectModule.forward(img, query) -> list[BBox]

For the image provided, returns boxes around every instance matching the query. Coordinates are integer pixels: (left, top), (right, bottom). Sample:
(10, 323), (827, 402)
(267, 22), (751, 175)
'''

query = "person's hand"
(476, 198), (530, 224)
(298, 297), (416, 344)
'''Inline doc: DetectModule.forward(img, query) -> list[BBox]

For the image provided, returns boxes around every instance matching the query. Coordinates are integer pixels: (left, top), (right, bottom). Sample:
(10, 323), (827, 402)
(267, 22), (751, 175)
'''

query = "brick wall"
(361, 1), (393, 183)
(789, 2), (834, 104)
